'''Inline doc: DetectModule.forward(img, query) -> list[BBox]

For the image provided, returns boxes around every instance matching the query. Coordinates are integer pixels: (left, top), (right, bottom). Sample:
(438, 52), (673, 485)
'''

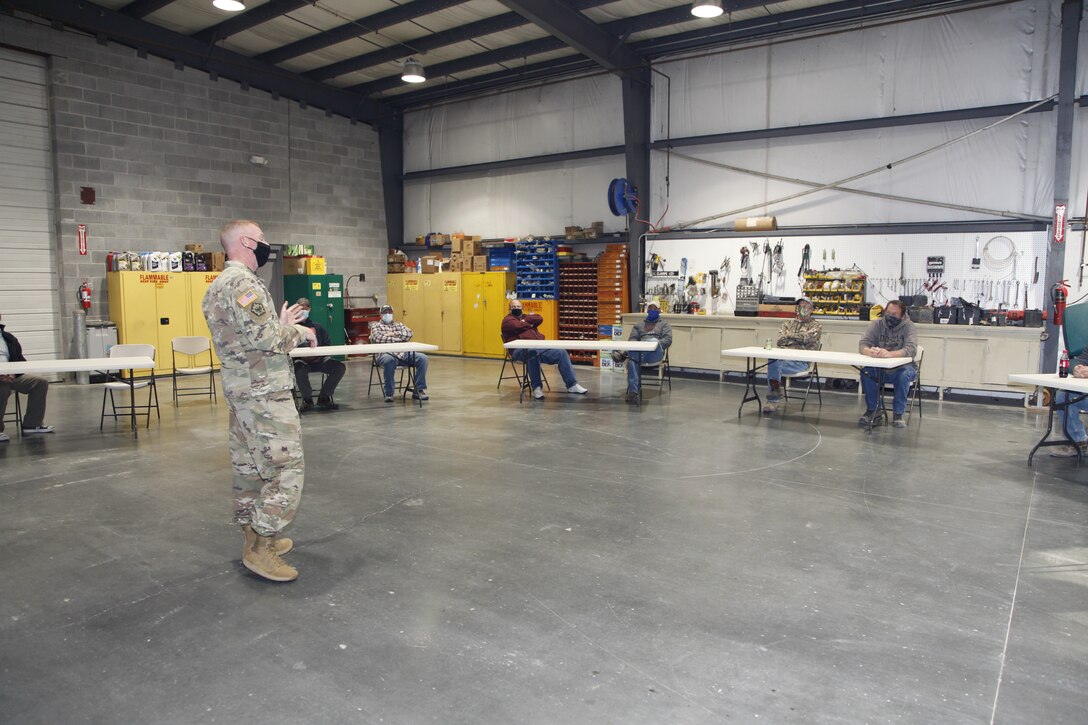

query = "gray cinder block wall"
(0, 14), (388, 355)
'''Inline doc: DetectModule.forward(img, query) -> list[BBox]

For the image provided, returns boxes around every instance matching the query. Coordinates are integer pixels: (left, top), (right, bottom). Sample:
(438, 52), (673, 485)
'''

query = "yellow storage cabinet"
(108, 271), (192, 375)
(520, 299), (559, 341)
(188, 271), (221, 367)
(385, 273), (462, 354)
(462, 271), (515, 358)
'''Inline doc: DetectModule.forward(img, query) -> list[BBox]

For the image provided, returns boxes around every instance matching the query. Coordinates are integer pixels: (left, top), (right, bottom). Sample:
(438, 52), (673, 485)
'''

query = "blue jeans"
(512, 348), (577, 389)
(626, 347), (664, 392)
(767, 359), (810, 395)
(1055, 390), (1088, 442)
(376, 352), (428, 397)
(860, 364), (917, 416)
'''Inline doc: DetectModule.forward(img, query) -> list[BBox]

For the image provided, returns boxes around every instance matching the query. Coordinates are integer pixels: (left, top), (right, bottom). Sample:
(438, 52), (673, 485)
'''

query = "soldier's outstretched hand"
(281, 301), (305, 325)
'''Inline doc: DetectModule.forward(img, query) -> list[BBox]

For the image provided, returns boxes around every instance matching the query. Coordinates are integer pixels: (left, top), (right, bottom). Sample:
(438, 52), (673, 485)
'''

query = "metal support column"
(623, 66), (652, 306)
(1043, 0), (1082, 369)
(377, 112), (405, 248)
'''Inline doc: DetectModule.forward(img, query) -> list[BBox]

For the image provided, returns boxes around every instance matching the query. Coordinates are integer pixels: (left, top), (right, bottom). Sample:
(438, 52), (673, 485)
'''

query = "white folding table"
(503, 339), (660, 404)
(721, 346), (912, 429)
(1008, 372), (1088, 465)
(0, 356), (156, 437)
(291, 342), (439, 407)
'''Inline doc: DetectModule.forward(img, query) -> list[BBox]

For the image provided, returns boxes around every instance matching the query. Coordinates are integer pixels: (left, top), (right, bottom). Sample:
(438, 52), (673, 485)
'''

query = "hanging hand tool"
(899, 252), (906, 292)
(1033, 256), (1039, 284)
(972, 236), (981, 269)
(798, 243), (810, 279)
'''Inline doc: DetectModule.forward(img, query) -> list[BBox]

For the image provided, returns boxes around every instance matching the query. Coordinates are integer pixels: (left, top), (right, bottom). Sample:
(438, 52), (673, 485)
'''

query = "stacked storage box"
(514, 239), (558, 300)
(597, 244), (629, 344)
(559, 261), (599, 365)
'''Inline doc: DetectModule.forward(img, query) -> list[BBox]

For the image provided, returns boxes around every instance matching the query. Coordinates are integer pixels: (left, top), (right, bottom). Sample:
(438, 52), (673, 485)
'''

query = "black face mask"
(511, 309), (523, 317)
(254, 241), (271, 268)
(885, 315), (902, 328)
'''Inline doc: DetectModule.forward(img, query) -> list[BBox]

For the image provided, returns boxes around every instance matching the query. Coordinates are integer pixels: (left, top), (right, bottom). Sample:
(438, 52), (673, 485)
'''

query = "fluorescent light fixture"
(212, 0), (246, 12)
(401, 58), (426, 84)
(691, 0), (724, 18)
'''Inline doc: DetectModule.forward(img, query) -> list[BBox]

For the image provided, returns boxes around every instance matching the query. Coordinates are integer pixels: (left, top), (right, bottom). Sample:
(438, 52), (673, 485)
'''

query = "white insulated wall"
(0, 47), (61, 360)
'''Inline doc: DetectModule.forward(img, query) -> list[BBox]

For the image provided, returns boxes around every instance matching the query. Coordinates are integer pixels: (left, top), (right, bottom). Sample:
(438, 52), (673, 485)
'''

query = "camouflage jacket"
(202, 261), (307, 401)
(775, 317), (822, 350)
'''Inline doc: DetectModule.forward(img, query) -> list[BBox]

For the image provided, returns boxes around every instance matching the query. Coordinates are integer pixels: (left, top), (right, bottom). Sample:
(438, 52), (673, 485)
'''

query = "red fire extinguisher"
(79, 280), (92, 311)
(1052, 280), (1069, 326)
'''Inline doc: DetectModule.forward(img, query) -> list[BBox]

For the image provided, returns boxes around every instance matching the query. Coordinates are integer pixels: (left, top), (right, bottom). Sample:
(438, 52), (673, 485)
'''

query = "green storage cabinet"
(283, 274), (345, 345)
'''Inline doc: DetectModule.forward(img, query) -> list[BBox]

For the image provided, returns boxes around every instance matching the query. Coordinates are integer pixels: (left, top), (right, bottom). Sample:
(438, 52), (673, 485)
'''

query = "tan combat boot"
(242, 534), (299, 582)
(242, 524), (292, 558)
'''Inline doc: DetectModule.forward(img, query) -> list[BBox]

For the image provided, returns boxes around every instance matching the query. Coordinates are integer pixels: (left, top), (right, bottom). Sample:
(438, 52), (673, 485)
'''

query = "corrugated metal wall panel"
(0, 49), (61, 362)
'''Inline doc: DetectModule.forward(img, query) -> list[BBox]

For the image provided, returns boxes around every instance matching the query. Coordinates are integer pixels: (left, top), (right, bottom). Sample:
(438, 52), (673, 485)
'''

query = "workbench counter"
(621, 313), (1044, 395)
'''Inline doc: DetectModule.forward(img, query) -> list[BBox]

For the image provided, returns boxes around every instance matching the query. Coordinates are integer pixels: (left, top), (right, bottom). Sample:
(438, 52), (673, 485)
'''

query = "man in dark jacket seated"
(292, 298), (346, 411)
(501, 299), (587, 401)
(0, 315), (55, 440)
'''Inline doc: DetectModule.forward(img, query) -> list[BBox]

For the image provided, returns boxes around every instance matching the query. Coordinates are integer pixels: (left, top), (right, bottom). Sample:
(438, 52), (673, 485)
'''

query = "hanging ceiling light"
(691, 0), (724, 18)
(401, 57), (426, 84)
(212, 0), (246, 11)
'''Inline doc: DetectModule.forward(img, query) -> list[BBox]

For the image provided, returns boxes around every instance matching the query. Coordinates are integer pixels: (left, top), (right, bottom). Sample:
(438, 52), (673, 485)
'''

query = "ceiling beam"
(496, 0), (644, 77)
(305, 11), (532, 82)
(297, 0), (613, 82)
(4, 0), (384, 124)
(255, 0), (469, 66)
(192, 0), (311, 45)
(633, 0), (964, 58)
(120, 0), (175, 19)
(349, 35), (570, 96)
(383, 0), (963, 109)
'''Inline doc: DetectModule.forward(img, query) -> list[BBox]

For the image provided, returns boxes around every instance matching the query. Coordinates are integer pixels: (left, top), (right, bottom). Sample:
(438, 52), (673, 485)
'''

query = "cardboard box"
(305, 257), (327, 275)
(283, 256), (306, 275)
(420, 254), (444, 273)
(734, 216), (778, 231)
(427, 233), (450, 247)
(202, 251), (226, 271)
(184, 243), (204, 253)
(462, 240), (483, 257)
(472, 255), (488, 272)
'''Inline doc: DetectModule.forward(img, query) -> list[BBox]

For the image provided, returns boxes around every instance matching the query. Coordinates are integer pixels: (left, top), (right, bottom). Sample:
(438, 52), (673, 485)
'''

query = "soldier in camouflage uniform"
(203, 220), (317, 582)
(763, 298), (822, 414)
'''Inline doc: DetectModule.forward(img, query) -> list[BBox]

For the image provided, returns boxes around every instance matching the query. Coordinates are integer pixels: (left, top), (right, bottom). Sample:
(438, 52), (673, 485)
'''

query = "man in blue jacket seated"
(292, 298), (346, 411)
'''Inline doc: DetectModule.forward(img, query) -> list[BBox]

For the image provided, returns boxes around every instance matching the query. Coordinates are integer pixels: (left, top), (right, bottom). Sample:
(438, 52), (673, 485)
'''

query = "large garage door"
(0, 47), (60, 360)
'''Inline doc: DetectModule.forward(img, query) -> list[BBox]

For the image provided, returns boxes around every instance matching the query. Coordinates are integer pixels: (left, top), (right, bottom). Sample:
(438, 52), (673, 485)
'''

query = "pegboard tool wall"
(644, 231), (1049, 312)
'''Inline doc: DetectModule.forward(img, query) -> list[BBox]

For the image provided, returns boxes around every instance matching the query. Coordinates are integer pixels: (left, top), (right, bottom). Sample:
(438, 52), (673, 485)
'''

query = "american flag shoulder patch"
(237, 289), (258, 307)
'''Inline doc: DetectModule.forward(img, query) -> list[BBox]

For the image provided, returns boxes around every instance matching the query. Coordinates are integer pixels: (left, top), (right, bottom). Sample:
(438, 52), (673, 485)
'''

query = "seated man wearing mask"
(369, 304), (429, 403)
(501, 299), (587, 400)
(762, 298), (821, 414)
(615, 302), (673, 404)
(292, 297), (346, 411)
(858, 299), (918, 428)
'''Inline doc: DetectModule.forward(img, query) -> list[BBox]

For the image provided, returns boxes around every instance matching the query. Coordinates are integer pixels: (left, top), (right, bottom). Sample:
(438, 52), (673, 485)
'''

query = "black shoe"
(625, 391), (640, 404)
(316, 396), (339, 410)
(858, 409), (882, 427)
(300, 399), (314, 412)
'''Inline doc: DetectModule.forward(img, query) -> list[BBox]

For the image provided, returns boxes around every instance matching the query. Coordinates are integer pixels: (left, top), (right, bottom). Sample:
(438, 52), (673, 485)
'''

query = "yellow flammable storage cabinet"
(520, 299), (559, 341)
(188, 271), (221, 368)
(462, 271), (515, 358)
(108, 271), (192, 375)
(386, 273), (462, 354)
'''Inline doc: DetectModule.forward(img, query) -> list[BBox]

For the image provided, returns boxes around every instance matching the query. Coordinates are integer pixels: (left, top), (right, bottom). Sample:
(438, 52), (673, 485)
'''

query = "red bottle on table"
(1059, 349), (1070, 378)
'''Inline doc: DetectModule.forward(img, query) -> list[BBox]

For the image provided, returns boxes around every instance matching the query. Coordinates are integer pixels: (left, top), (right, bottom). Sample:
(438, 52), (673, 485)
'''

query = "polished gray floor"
(1, 357), (1085, 724)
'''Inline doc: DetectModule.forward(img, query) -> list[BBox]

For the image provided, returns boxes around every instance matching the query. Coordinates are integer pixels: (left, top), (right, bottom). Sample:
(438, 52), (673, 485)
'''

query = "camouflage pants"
(228, 391), (304, 536)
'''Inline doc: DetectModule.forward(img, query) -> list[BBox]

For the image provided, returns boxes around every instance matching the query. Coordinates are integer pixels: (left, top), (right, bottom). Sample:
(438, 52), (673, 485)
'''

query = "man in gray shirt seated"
(858, 300), (918, 428)
(619, 302), (673, 404)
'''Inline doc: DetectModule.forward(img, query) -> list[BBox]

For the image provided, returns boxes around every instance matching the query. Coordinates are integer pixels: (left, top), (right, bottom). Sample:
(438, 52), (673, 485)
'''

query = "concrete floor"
(0, 356), (1085, 724)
